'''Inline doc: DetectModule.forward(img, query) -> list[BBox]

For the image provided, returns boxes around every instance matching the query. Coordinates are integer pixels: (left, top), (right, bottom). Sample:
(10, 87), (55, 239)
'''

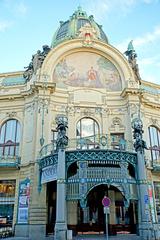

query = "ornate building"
(0, 7), (160, 240)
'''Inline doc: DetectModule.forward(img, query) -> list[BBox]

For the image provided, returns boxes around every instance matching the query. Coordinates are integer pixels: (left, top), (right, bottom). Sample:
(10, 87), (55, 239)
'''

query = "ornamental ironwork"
(55, 114), (68, 149)
(39, 153), (58, 170)
(132, 118), (147, 153)
(66, 149), (137, 168)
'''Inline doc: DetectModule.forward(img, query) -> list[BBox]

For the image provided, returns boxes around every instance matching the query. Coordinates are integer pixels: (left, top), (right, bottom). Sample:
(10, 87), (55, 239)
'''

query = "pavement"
(4, 234), (142, 240)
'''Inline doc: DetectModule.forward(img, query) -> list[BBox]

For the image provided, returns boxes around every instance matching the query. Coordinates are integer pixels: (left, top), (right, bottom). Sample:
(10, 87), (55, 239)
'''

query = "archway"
(77, 184), (137, 235)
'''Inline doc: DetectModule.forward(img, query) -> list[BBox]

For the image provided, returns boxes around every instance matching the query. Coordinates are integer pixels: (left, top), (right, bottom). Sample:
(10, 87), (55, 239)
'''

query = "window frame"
(148, 125), (160, 162)
(0, 119), (21, 157)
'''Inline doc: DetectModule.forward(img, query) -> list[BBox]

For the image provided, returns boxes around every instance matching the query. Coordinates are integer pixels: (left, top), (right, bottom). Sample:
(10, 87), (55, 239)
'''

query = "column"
(54, 115), (68, 240)
(132, 118), (152, 239)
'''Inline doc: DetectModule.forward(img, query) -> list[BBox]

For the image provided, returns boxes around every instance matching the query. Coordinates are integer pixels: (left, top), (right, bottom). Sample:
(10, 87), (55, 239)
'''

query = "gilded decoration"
(53, 52), (122, 91)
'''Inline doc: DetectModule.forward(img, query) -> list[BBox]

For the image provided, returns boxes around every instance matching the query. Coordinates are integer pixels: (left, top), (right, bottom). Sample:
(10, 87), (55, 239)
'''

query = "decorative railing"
(0, 155), (21, 168)
(39, 134), (135, 159)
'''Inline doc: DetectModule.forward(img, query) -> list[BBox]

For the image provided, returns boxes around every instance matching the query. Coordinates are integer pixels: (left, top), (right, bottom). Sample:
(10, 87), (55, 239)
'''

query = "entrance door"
(46, 181), (57, 235)
(78, 184), (137, 235)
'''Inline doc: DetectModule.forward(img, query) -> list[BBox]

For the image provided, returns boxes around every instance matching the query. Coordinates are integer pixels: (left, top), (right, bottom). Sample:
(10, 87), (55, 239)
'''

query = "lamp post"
(132, 118), (151, 239)
(38, 74), (49, 147)
(55, 114), (68, 240)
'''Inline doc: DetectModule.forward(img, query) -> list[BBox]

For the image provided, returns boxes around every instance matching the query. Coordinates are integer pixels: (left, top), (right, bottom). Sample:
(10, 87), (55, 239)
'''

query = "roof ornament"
(124, 40), (141, 84)
(78, 23), (97, 46)
(23, 45), (51, 81)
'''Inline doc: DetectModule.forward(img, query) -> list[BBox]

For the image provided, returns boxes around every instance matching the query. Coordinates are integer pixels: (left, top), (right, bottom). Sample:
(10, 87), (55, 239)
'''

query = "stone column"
(54, 115), (68, 240)
(132, 118), (152, 239)
(82, 207), (89, 223)
(108, 190), (116, 224)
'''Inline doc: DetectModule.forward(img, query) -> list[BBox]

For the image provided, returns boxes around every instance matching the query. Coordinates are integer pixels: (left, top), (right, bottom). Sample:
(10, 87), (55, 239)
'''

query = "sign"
(17, 178), (30, 224)
(104, 207), (110, 214)
(102, 196), (111, 207)
(41, 164), (57, 184)
(144, 194), (149, 204)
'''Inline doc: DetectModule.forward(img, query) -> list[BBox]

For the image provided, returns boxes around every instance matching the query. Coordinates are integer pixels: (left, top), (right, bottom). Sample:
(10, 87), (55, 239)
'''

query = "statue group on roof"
(124, 40), (141, 84)
(23, 45), (51, 81)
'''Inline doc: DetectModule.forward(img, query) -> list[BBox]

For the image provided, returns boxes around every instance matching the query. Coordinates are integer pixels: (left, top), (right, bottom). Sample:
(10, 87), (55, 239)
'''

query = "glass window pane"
(149, 126), (160, 162)
(0, 124), (5, 143)
(9, 146), (15, 156)
(15, 146), (19, 156)
(76, 118), (99, 149)
(0, 147), (3, 156)
(16, 122), (21, 142)
(5, 120), (16, 142)
(4, 146), (9, 155)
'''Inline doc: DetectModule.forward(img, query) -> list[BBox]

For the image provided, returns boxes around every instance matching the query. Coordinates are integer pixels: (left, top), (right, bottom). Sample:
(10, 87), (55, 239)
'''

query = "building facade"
(0, 7), (160, 240)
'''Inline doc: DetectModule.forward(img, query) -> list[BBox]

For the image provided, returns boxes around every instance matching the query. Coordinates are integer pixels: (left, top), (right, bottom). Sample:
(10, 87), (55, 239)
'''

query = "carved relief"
(110, 117), (125, 131)
(6, 112), (17, 118)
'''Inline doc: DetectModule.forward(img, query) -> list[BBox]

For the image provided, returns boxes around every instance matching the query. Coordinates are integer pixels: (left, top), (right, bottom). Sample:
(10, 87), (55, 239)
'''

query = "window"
(154, 182), (160, 223)
(76, 118), (99, 149)
(148, 126), (160, 162)
(0, 180), (16, 227)
(0, 119), (21, 157)
(110, 133), (126, 150)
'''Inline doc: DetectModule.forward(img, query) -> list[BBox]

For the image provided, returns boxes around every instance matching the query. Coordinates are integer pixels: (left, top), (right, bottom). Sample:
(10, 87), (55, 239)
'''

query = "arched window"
(148, 126), (160, 162)
(0, 119), (21, 157)
(76, 118), (99, 149)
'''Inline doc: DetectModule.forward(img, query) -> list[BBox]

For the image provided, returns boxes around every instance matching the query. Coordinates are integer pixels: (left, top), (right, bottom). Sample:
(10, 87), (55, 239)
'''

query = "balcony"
(39, 134), (135, 159)
(0, 155), (21, 168)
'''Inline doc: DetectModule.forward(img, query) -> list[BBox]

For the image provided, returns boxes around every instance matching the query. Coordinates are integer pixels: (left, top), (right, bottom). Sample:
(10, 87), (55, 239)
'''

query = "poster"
(17, 178), (30, 224)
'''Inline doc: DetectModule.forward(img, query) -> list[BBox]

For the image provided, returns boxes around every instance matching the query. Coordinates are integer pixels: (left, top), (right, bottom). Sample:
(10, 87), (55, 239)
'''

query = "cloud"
(3, 0), (28, 16)
(83, 0), (158, 21)
(138, 55), (160, 66)
(115, 25), (160, 53)
(134, 26), (160, 47)
(15, 1), (27, 16)
(0, 20), (12, 32)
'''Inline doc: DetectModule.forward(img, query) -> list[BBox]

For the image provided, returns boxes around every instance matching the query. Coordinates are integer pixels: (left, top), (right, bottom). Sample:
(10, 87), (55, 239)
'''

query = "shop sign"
(41, 164), (57, 184)
(17, 178), (30, 224)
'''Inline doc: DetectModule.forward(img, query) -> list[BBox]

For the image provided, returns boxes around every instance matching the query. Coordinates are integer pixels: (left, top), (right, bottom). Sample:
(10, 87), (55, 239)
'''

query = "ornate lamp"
(55, 114), (68, 149)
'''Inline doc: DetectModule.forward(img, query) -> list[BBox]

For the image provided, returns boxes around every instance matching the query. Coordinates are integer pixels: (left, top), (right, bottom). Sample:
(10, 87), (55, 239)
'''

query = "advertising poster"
(17, 178), (30, 224)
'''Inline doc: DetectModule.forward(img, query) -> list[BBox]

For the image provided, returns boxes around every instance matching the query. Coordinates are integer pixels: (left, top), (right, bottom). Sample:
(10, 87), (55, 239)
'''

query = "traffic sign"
(102, 196), (111, 207)
(144, 195), (149, 204)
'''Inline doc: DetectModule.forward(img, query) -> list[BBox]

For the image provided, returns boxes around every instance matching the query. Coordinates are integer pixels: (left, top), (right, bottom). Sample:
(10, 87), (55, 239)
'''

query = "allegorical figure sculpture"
(55, 115), (68, 149)
(132, 118), (147, 153)
(23, 45), (51, 81)
(124, 40), (141, 84)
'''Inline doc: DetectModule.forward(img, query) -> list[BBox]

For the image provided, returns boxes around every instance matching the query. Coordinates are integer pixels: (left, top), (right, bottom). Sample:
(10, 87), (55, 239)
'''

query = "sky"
(0, 0), (160, 84)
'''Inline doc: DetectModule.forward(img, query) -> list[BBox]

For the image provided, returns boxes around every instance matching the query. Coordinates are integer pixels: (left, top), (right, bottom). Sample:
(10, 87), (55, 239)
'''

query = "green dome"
(51, 6), (109, 47)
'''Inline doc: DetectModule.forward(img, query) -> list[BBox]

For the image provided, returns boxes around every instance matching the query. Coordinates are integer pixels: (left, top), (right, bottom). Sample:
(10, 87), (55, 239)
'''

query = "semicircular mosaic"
(53, 52), (122, 91)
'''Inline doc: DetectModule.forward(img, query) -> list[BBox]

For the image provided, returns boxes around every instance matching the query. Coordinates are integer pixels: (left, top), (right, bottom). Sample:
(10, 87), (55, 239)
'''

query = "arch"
(0, 118), (21, 157)
(86, 183), (126, 200)
(40, 39), (135, 91)
(76, 117), (100, 150)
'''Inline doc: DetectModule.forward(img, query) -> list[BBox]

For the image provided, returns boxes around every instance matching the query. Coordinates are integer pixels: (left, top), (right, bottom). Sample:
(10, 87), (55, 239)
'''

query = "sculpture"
(23, 45), (51, 81)
(55, 115), (68, 149)
(124, 40), (141, 84)
(132, 118), (147, 153)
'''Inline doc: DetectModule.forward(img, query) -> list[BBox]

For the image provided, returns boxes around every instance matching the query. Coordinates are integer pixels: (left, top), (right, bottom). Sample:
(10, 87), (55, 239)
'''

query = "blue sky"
(0, 0), (160, 84)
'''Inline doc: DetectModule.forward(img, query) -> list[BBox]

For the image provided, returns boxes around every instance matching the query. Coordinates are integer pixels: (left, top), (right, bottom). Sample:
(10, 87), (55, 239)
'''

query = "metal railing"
(0, 155), (21, 168)
(39, 134), (135, 159)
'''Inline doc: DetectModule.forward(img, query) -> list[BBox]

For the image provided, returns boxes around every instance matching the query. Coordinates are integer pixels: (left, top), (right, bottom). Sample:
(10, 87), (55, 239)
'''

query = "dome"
(51, 6), (109, 47)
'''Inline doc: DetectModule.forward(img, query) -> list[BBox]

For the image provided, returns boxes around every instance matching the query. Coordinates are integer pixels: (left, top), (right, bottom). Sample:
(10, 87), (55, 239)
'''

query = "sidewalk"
(5, 234), (142, 240)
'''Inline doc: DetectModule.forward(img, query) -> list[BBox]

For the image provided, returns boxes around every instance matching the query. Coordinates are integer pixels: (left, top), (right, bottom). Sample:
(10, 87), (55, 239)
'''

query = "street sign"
(104, 207), (110, 214)
(144, 194), (149, 204)
(102, 196), (111, 207)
